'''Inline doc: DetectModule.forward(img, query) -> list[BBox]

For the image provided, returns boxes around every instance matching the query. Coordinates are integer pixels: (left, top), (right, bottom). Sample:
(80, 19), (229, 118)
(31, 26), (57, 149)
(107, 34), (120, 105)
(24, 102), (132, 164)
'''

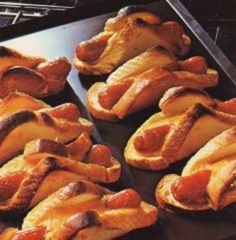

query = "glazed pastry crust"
(106, 45), (178, 85)
(104, 5), (161, 32)
(0, 46), (45, 72)
(0, 227), (18, 240)
(159, 86), (216, 116)
(0, 92), (50, 119)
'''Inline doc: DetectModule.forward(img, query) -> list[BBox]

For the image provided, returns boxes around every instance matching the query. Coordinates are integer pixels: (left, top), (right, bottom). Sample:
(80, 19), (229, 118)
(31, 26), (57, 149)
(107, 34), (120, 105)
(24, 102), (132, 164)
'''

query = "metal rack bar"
(0, 12), (43, 18)
(167, 0), (236, 84)
(198, 17), (236, 24)
(0, 0), (78, 25)
(0, 2), (77, 10)
(11, 10), (22, 24)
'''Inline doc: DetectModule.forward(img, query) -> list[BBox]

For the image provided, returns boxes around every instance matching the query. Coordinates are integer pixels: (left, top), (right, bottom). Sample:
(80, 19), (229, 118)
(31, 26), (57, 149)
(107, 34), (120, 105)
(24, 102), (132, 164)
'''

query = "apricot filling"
(98, 80), (133, 110)
(179, 56), (207, 74)
(0, 171), (26, 202)
(86, 144), (112, 167)
(134, 124), (170, 152)
(171, 170), (212, 204)
(76, 34), (111, 63)
(217, 98), (236, 115)
(106, 189), (141, 209)
(41, 103), (80, 121)
(66, 133), (92, 161)
(11, 226), (46, 240)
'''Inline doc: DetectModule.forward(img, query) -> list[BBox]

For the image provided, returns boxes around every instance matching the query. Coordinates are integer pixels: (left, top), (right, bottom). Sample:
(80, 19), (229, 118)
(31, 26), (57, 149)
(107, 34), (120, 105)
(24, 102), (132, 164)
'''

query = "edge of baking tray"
(166, 0), (236, 85)
(0, 0), (155, 40)
(0, 0), (235, 86)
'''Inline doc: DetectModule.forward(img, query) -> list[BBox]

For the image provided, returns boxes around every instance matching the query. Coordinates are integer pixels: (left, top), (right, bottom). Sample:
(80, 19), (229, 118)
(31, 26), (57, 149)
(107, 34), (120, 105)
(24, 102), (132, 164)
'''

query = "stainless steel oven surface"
(0, 1), (235, 240)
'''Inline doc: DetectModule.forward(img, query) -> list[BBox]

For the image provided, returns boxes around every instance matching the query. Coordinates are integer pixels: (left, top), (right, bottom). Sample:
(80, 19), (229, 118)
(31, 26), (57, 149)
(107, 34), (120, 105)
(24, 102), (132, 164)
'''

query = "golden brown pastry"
(125, 87), (236, 170)
(0, 46), (71, 98)
(0, 92), (50, 118)
(0, 46), (45, 72)
(0, 180), (157, 240)
(87, 50), (218, 121)
(0, 93), (92, 164)
(0, 133), (120, 213)
(74, 5), (191, 75)
(104, 5), (161, 32)
(156, 126), (236, 212)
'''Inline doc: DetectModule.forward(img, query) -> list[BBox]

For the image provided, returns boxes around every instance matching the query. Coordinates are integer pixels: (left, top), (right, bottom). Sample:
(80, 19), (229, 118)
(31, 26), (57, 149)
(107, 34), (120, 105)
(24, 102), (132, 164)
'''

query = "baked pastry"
(0, 95), (93, 164)
(0, 92), (50, 119)
(0, 133), (120, 213)
(87, 50), (218, 121)
(125, 87), (236, 170)
(0, 46), (71, 98)
(159, 86), (236, 116)
(0, 180), (157, 239)
(74, 5), (191, 75)
(156, 126), (236, 211)
(0, 45), (45, 72)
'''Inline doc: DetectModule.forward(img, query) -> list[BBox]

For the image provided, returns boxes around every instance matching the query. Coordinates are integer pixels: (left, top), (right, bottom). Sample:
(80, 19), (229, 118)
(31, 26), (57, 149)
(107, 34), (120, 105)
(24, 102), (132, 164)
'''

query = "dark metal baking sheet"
(0, 1), (236, 239)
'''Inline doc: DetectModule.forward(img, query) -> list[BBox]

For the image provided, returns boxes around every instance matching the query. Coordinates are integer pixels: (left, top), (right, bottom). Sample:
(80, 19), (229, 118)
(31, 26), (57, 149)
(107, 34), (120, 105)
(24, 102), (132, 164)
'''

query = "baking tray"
(1, 0), (236, 239)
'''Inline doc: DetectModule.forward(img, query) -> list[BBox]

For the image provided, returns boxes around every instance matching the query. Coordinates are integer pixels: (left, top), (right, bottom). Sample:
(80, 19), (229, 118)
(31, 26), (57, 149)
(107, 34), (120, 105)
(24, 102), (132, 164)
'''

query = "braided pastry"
(156, 126), (236, 211)
(0, 180), (157, 239)
(87, 48), (218, 121)
(125, 87), (236, 170)
(0, 46), (71, 98)
(0, 92), (92, 165)
(0, 133), (120, 213)
(0, 92), (49, 118)
(74, 5), (190, 75)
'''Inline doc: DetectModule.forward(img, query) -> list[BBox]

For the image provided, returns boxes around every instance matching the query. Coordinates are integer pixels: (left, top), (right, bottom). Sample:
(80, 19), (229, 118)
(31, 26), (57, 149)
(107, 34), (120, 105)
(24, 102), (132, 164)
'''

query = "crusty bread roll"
(0, 46), (71, 98)
(87, 51), (218, 121)
(156, 126), (236, 212)
(0, 133), (120, 213)
(74, 6), (190, 75)
(125, 87), (236, 170)
(1, 181), (157, 240)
